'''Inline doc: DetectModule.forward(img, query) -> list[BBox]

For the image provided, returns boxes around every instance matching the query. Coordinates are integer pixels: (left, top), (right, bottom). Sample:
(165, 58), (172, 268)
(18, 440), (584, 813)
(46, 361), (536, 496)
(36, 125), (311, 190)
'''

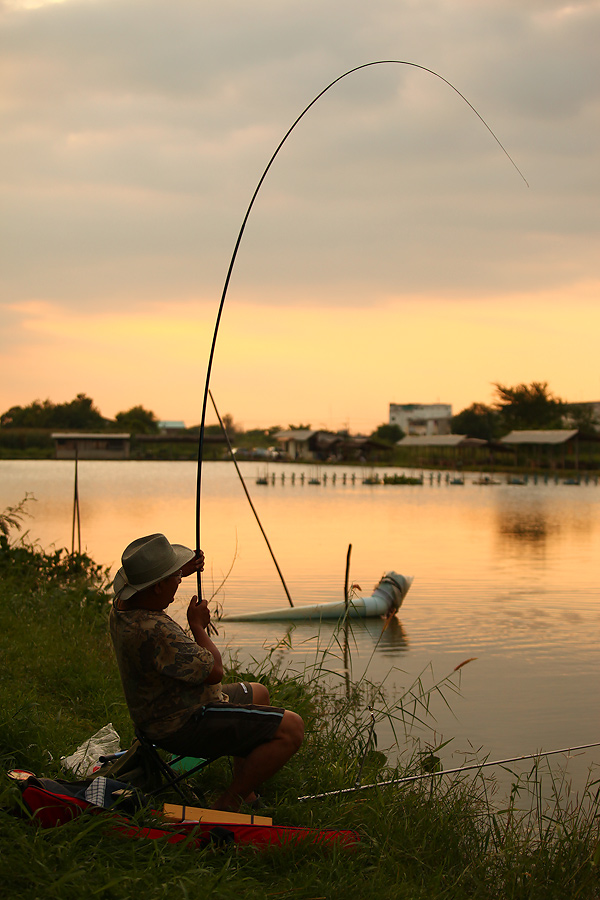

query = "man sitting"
(109, 533), (304, 811)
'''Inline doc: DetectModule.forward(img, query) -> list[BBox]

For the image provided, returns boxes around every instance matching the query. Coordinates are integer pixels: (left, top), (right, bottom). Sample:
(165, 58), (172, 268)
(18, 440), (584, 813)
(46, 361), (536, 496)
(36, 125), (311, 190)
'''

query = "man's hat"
(113, 533), (194, 601)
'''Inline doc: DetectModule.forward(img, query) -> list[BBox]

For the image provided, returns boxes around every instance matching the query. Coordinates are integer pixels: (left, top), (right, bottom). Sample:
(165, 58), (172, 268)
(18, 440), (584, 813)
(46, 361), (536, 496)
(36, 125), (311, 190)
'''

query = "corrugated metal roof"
(397, 434), (486, 447)
(500, 430), (578, 445)
(51, 433), (130, 439)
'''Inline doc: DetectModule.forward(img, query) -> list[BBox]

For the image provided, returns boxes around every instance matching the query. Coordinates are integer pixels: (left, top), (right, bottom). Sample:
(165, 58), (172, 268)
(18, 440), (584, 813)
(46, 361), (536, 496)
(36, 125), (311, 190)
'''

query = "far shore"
(1, 452), (596, 480)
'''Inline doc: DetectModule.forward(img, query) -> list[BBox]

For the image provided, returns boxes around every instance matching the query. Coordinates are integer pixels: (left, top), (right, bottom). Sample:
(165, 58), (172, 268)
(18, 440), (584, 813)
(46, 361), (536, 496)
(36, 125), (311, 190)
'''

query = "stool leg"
(135, 731), (208, 803)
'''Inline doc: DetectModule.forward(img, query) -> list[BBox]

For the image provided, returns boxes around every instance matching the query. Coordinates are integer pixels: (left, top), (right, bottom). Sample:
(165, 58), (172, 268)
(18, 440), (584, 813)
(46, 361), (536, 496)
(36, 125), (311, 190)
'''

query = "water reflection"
(356, 616), (410, 654)
(494, 492), (594, 569)
(496, 509), (557, 545)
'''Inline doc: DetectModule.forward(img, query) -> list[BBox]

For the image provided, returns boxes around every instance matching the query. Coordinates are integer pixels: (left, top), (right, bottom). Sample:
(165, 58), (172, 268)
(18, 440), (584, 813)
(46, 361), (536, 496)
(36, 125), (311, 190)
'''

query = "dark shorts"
(222, 682), (253, 705)
(157, 682), (285, 759)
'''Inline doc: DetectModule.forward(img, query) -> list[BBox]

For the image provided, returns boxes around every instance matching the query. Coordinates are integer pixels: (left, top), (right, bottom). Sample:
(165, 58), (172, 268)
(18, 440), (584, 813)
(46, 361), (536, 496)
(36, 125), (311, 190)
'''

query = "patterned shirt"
(109, 605), (225, 740)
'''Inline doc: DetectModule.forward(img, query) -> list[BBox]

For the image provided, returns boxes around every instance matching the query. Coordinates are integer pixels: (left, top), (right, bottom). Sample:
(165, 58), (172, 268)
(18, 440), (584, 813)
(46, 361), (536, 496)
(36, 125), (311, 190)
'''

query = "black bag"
(6, 769), (149, 819)
(92, 740), (162, 792)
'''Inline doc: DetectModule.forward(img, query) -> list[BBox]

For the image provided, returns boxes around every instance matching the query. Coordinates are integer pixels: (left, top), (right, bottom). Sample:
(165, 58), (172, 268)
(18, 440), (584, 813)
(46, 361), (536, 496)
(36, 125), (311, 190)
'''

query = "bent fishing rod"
(297, 741), (600, 801)
(194, 59), (529, 600)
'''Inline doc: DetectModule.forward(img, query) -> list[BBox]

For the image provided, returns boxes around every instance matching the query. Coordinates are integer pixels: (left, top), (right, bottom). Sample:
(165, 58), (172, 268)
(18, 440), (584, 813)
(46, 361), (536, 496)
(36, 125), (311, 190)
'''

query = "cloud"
(0, 0), (598, 421)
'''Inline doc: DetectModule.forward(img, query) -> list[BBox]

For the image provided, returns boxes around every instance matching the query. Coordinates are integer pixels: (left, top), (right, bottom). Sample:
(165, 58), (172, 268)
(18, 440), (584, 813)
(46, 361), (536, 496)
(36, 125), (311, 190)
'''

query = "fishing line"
(209, 389), (294, 608)
(195, 59), (529, 600)
(297, 741), (600, 801)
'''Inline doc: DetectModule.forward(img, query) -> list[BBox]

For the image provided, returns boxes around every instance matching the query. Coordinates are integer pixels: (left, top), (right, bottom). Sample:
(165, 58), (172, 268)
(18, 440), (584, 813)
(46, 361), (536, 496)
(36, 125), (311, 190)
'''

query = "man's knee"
(250, 682), (270, 705)
(278, 710), (304, 751)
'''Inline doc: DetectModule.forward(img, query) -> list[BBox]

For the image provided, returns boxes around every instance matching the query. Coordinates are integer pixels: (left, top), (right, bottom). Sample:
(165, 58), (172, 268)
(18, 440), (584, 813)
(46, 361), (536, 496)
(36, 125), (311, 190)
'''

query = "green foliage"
(0, 534), (108, 597)
(565, 403), (600, 438)
(0, 492), (36, 538)
(0, 429), (54, 458)
(219, 413), (237, 436)
(451, 403), (502, 441)
(493, 381), (566, 431)
(1, 399), (55, 428)
(370, 423), (404, 445)
(114, 405), (159, 435)
(233, 426), (282, 450)
(0, 505), (119, 772)
(1, 393), (106, 430)
(453, 384), (568, 440)
(204, 413), (237, 439)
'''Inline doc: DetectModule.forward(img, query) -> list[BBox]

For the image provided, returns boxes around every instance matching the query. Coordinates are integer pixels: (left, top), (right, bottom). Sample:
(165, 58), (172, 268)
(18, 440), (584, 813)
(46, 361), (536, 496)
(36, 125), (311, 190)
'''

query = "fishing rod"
(194, 59), (529, 600)
(209, 389), (294, 608)
(297, 741), (600, 801)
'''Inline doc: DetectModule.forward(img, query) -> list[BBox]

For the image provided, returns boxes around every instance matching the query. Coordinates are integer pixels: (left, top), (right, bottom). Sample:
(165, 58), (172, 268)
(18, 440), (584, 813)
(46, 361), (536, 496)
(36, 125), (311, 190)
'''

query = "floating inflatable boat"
(220, 571), (413, 622)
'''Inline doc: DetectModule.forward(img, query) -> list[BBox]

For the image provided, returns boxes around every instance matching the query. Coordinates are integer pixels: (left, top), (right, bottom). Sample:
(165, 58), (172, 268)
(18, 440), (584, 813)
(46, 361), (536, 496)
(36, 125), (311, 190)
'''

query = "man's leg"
(231, 681), (271, 801)
(213, 709), (304, 812)
(249, 682), (270, 705)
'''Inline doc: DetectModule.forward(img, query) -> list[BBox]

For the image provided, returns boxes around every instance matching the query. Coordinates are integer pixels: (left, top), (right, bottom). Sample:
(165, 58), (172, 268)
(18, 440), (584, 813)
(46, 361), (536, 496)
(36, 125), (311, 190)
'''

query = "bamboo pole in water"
(71, 447), (81, 555)
(209, 390), (294, 608)
(343, 544), (352, 696)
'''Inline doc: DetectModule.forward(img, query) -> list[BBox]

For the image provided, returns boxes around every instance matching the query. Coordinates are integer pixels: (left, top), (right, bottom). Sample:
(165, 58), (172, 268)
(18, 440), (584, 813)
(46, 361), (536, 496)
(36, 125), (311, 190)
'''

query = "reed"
(1, 501), (600, 899)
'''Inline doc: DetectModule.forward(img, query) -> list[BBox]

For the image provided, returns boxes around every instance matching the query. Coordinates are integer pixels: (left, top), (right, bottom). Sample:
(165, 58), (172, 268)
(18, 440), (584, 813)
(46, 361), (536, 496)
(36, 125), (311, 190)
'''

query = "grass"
(2, 499), (600, 899)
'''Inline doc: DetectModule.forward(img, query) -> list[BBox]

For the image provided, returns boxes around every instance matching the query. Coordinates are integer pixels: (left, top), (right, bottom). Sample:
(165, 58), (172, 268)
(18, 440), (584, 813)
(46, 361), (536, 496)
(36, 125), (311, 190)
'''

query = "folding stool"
(134, 728), (214, 803)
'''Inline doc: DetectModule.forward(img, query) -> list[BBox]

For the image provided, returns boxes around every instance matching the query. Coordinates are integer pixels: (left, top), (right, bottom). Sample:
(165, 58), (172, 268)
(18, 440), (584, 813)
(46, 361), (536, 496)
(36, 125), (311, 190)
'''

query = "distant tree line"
(2, 382), (595, 448)
(450, 382), (596, 441)
(0, 394), (160, 435)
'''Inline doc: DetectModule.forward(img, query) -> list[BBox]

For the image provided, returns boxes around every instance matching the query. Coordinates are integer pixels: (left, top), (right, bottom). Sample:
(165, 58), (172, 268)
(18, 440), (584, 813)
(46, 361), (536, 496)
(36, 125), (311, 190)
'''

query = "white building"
(389, 403), (452, 436)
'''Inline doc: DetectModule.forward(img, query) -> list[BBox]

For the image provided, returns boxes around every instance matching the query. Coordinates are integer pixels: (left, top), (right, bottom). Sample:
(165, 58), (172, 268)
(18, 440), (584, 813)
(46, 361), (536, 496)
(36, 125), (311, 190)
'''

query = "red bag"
(14, 772), (360, 850)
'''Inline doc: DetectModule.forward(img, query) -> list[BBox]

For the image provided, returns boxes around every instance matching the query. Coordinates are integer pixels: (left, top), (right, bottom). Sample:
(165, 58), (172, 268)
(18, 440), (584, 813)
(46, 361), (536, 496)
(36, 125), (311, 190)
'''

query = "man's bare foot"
(211, 792), (243, 813)
(211, 790), (261, 813)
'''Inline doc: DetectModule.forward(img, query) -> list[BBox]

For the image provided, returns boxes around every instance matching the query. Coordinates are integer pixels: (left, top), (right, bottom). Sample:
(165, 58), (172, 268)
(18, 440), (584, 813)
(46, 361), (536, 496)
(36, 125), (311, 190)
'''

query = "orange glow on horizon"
(3, 279), (600, 431)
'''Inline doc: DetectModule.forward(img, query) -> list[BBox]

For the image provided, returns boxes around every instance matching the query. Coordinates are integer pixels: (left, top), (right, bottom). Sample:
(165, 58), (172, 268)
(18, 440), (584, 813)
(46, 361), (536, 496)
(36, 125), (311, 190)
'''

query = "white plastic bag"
(60, 723), (121, 777)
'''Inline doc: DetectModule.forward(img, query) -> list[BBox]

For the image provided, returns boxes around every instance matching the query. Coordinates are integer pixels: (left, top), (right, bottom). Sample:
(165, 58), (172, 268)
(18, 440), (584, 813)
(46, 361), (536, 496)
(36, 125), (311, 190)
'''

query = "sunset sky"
(1, 0), (599, 433)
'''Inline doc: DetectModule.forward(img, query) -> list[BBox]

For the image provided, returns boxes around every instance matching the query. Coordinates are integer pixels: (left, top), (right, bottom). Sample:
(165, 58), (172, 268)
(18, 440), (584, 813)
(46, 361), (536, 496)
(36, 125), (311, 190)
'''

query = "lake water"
(3, 458), (600, 797)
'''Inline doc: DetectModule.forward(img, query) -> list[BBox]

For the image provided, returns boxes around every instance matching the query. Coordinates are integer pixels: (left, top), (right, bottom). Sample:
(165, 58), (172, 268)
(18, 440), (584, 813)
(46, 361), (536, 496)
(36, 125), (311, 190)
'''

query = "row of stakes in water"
(255, 471), (600, 487)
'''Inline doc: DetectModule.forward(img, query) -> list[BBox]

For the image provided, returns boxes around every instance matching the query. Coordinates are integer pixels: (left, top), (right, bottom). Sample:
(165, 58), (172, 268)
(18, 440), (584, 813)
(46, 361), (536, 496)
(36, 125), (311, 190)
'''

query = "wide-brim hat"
(113, 533), (195, 601)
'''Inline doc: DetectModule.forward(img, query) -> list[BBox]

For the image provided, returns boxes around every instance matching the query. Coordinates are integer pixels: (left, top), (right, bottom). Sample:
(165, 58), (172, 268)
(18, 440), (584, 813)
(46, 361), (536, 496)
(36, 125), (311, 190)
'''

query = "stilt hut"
(499, 430), (579, 471)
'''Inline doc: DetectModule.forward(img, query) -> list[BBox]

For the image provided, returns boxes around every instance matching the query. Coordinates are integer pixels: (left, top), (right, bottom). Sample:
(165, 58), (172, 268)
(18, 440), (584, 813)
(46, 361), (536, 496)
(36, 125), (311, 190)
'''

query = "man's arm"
(187, 595), (223, 684)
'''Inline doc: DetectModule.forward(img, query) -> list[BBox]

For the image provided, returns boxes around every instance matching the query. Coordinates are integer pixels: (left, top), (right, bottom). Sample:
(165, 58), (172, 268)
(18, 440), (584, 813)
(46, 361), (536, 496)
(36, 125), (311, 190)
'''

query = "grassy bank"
(1, 507), (600, 899)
